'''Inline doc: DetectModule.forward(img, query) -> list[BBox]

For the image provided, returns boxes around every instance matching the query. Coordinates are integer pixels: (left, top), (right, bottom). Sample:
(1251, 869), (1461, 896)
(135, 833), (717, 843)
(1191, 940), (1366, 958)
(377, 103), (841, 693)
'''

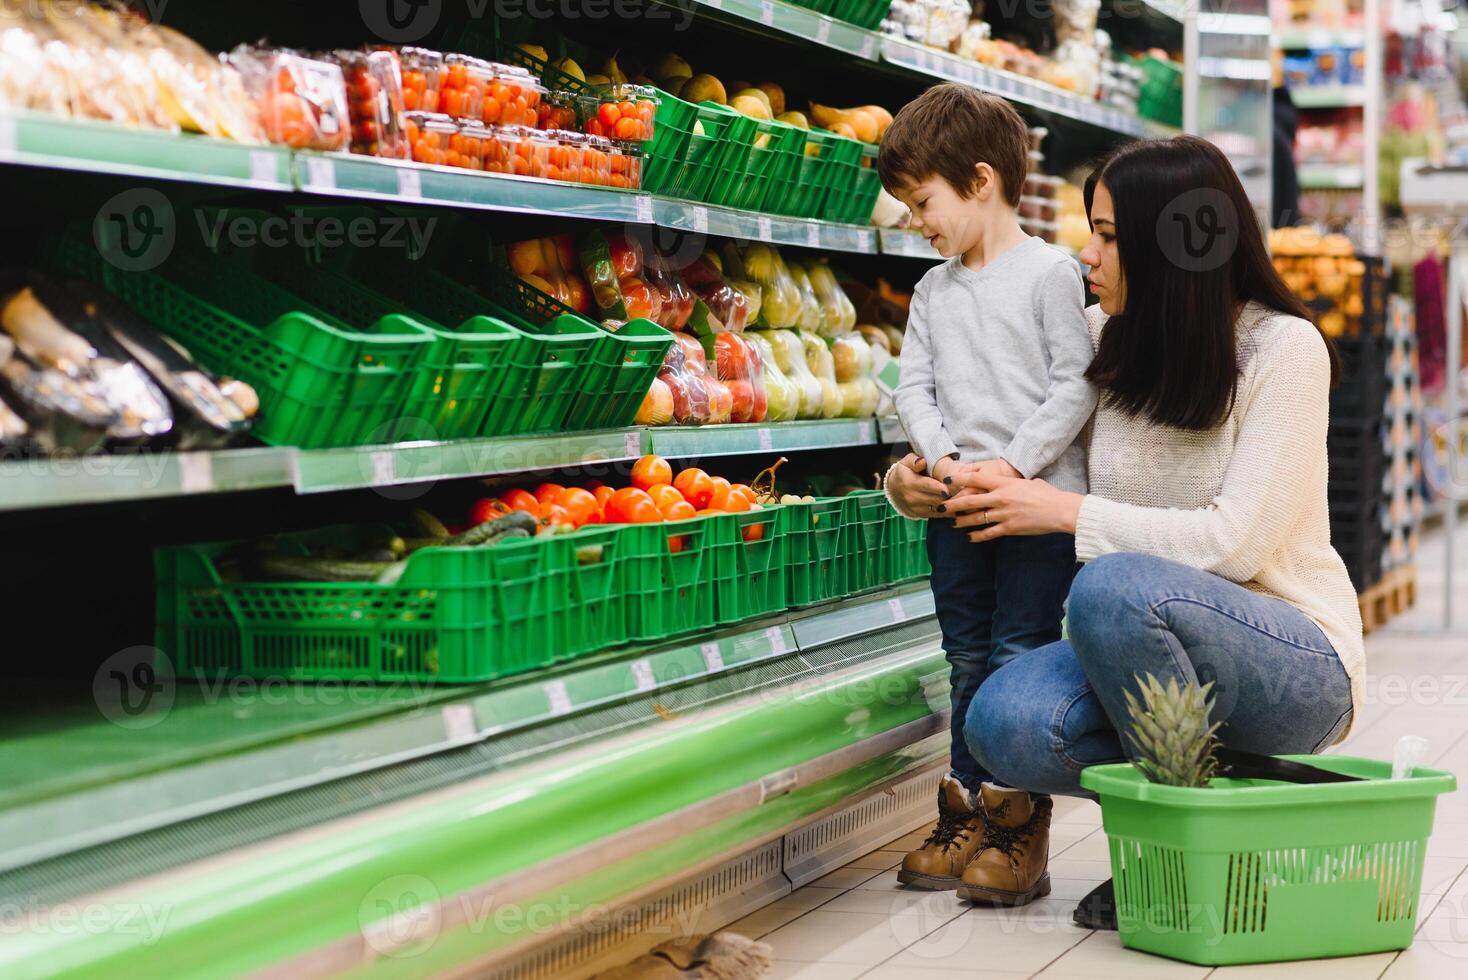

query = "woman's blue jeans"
(963, 552), (1356, 798)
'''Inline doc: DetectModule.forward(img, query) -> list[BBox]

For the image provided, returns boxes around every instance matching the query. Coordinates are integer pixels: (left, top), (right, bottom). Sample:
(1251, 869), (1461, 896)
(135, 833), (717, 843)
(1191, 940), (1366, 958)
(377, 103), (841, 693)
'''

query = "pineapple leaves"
(1123, 672), (1222, 788)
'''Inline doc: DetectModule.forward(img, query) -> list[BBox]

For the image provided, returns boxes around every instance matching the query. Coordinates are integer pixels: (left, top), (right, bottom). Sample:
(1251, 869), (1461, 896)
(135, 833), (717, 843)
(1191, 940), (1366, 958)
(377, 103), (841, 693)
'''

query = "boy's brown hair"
(877, 84), (1028, 208)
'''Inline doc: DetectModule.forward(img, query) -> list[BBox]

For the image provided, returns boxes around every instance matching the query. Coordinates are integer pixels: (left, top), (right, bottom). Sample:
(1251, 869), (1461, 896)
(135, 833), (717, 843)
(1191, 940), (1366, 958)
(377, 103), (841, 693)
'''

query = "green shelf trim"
(1298, 164), (1364, 190)
(646, 419), (878, 458)
(878, 228), (942, 261)
(0, 111), (292, 190)
(689, 0), (882, 60)
(0, 646), (948, 979)
(0, 447), (293, 513)
(653, 198), (879, 254)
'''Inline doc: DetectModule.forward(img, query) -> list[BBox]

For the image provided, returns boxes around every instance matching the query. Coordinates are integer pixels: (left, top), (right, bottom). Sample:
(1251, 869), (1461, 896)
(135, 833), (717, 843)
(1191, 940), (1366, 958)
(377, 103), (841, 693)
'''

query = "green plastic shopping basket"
(1080, 755), (1456, 965)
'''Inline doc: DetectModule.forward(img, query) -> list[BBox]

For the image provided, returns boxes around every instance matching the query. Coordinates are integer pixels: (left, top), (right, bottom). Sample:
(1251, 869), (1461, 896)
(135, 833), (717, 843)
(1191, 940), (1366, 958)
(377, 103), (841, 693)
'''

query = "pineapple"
(1123, 672), (1221, 788)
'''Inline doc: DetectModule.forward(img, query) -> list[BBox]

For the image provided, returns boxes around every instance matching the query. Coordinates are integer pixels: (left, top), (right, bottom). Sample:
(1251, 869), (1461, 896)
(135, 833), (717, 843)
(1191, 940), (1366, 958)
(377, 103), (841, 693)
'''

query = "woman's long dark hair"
(1083, 135), (1339, 431)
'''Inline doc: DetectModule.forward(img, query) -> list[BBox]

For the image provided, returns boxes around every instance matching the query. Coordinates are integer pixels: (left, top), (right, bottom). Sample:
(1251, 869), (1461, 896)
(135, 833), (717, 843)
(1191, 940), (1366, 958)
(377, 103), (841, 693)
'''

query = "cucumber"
(257, 556), (395, 582)
(445, 510), (537, 547)
(409, 508), (451, 540)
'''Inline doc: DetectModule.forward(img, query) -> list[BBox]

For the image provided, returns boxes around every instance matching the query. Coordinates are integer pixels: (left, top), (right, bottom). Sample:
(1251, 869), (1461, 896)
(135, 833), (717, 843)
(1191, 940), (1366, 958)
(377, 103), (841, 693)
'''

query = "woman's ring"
(981, 510), (991, 524)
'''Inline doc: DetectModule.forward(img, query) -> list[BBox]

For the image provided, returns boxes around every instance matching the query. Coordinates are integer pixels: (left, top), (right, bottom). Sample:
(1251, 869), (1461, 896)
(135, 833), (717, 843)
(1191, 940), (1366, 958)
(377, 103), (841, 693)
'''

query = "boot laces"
(924, 800), (977, 851)
(979, 800), (1042, 866)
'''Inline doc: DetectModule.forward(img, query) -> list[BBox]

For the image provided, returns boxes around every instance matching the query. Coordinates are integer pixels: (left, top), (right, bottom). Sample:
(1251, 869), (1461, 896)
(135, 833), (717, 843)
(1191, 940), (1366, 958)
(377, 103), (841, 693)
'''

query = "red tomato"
(631, 454), (673, 491)
(731, 483), (758, 506)
(742, 519), (765, 543)
(605, 487), (660, 524)
(533, 482), (566, 504)
(537, 501), (572, 533)
(716, 488), (751, 513)
(501, 488), (539, 513)
(592, 485), (615, 511)
(647, 484), (684, 512)
(469, 497), (511, 526)
(662, 500), (697, 521)
(674, 468), (715, 509)
(556, 487), (600, 527)
(597, 102), (621, 128)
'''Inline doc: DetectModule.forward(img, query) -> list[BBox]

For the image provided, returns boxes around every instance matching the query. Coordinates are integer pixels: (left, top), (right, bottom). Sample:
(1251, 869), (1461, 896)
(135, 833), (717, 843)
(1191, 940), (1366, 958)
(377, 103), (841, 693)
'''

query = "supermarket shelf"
(0, 111), (292, 190)
(646, 418), (878, 458)
(654, 198), (879, 253)
(295, 150), (653, 222)
(0, 419), (905, 511)
(290, 428), (647, 495)
(881, 36), (1178, 140)
(880, 227), (942, 261)
(689, 0), (881, 61)
(1292, 85), (1367, 109)
(878, 416), (908, 444)
(1275, 29), (1365, 50)
(1299, 163), (1365, 190)
(0, 447), (293, 512)
(1137, 0), (1186, 22)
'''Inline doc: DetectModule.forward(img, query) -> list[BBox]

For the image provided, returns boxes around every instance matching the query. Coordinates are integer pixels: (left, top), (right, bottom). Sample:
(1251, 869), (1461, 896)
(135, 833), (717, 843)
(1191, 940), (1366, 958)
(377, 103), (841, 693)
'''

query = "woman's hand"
(943, 470), (1085, 542)
(886, 453), (948, 516)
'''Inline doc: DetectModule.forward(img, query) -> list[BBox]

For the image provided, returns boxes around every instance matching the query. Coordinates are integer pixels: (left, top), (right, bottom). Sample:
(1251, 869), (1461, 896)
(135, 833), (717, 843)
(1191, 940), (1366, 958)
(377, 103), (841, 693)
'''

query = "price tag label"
(888, 597), (908, 622)
(177, 452), (215, 494)
(756, 215), (772, 241)
(757, 428), (773, 451)
(859, 35), (876, 59)
(624, 430), (642, 457)
(0, 117), (15, 158)
(397, 166), (423, 200)
(304, 156), (336, 191)
(765, 626), (788, 655)
(370, 450), (396, 486)
(759, 0), (774, 25)
(805, 222), (821, 248)
(544, 679), (572, 716)
(815, 18), (831, 45)
(630, 657), (656, 692)
(701, 641), (725, 672)
(691, 205), (709, 234)
(857, 230), (876, 253)
(442, 704), (477, 744)
(635, 195), (654, 223)
(249, 150), (279, 185)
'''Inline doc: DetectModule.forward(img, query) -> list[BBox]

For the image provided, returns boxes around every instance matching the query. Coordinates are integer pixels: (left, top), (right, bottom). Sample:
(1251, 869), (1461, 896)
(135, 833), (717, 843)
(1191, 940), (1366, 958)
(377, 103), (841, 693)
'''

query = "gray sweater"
(895, 237), (1095, 494)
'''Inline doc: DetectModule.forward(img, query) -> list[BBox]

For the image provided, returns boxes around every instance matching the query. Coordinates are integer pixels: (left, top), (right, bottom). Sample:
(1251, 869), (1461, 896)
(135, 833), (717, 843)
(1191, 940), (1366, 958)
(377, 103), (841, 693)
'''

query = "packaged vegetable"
(0, 352), (115, 455)
(680, 255), (749, 336)
(229, 45), (348, 151)
(658, 332), (712, 424)
(745, 332), (798, 422)
(397, 47), (443, 112)
(703, 331), (766, 424)
(634, 376), (674, 425)
(644, 251), (694, 331)
(584, 84), (658, 141)
(577, 230), (653, 322)
(788, 264), (824, 332)
(483, 63), (544, 127)
(726, 243), (801, 329)
(333, 49), (408, 159)
(142, 19), (263, 141)
(803, 261), (857, 336)
(505, 235), (592, 316)
(800, 329), (843, 418)
(829, 331), (873, 383)
(766, 328), (823, 419)
(438, 53), (491, 120)
(41, 1), (167, 129)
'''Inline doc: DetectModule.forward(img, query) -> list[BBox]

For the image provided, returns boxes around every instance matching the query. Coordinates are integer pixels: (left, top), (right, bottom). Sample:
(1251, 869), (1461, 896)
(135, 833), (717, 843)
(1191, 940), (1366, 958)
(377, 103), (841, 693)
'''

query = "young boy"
(878, 85), (1095, 904)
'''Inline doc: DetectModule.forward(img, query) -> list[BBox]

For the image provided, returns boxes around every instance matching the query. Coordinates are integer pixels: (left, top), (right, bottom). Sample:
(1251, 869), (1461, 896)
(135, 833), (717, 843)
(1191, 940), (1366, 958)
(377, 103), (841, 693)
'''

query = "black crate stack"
(1322, 257), (1391, 592)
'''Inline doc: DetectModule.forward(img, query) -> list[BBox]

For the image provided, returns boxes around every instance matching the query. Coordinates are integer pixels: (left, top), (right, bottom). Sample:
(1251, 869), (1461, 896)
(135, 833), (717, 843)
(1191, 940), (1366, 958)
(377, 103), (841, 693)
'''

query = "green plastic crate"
(153, 523), (626, 683)
(884, 508), (930, 583)
(781, 497), (847, 607)
(54, 239), (434, 450)
(263, 261), (524, 442)
(840, 490), (892, 593)
(712, 116), (802, 213)
(637, 87), (699, 196)
(712, 506), (786, 624)
(768, 127), (859, 219)
(621, 515), (726, 642)
(824, 143), (882, 225)
(360, 256), (604, 436)
(1080, 756), (1456, 966)
(693, 103), (759, 206)
(488, 273), (673, 430)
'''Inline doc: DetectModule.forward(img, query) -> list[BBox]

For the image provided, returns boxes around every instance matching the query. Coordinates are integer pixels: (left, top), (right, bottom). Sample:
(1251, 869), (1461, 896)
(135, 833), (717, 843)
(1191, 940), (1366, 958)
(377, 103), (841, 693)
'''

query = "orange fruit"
(662, 500), (697, 521)
(500, 488), (538, 513)
(631, 454), (673, 491)
(605, 487), (660, 524)
(533, 482), (566, 504)
(731, 483), (758, 505)
(719, 490), (751, 513)
(742, 520), (765, 543)
(468, 497), (511, 526)
(674, 468), (715, 509)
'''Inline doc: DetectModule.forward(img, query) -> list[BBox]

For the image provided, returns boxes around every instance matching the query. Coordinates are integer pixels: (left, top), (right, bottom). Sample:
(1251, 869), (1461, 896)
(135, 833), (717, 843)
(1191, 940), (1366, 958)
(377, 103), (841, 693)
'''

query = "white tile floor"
(728, 522), (1468, 978)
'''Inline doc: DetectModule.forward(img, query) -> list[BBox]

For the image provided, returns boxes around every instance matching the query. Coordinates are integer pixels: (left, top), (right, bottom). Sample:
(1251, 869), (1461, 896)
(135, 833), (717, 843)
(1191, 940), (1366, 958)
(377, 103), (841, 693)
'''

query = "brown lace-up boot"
(956, 784), (1053, 906)
(897, 774), (987, 890)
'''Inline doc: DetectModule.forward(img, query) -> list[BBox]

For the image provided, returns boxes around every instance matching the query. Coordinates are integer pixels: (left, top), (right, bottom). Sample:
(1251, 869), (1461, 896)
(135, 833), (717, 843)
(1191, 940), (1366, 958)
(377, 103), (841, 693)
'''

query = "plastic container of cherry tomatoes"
(584, 85), (659, 142)
(334, 49), (408, 159)
(404, 111), (455, 166)
(449, 119), (493, 170)
(609, 144), (643, 189)
(483, 64), (545, 128)
(440, 53), (492, 120)
(228, 46), (349, 152)
(501, 125), (554, 179)
(537, 90), (580, 131)
(398, 47), (443, 113)
(482, 125), (515, 174)
(581, 135), (615, 186)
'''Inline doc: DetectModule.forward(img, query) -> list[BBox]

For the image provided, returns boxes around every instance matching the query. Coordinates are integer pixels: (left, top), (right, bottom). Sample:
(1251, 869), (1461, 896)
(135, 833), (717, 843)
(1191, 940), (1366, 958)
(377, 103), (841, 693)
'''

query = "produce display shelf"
(1292, 85), (1368, 109)
(682, 0), (881, 61)
(653, 198), (879, 254)
(294, 150), (653, 223)
(0, 582), (937, 912)
(0, 111), (293, 190)
(1299, 163), (1365, 189)
(879, 227), (942, 260)
(645, 418), (879, 458)
(1136, 0), (1187, 23)
(0, 447), (294, 512)
(880, 36), (1178, 140)
(878, 415), (908, 444)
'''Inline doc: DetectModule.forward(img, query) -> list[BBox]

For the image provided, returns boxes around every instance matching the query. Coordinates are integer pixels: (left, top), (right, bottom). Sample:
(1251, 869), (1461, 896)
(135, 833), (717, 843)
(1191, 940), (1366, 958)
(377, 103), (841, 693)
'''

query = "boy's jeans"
(926, 519), (1078, 793)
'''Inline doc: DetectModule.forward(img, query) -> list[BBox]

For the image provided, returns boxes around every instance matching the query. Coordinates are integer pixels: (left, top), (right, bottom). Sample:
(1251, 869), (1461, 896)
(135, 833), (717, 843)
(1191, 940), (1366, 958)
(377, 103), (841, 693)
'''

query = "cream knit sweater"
(889, 301), (1365, 738)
